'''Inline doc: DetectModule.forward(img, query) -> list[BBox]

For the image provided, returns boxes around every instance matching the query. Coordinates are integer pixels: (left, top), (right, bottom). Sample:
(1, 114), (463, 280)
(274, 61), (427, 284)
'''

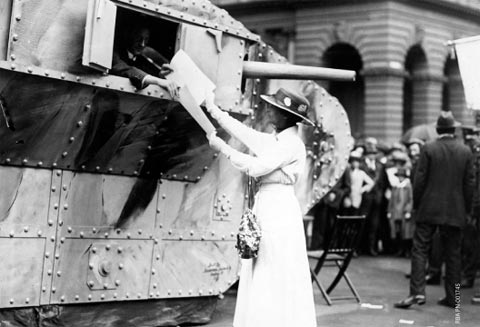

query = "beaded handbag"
(236, 176), (262, 259)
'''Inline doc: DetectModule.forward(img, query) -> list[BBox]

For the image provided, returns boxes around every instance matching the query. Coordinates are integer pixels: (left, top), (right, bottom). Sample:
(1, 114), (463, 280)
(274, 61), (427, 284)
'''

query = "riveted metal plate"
(0, 67), (216, 182)
(0, 238), (45, 308)
(50, 238), (153, 304)
(40, 168), (63, 305)
(156, 157), (244, 238)
(150, 240), (239, 299)
(57, 171), (156, 235)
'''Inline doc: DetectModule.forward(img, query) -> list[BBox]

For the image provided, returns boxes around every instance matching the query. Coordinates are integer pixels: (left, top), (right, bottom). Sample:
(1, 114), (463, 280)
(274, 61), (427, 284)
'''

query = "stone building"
(212, 0), (480, 143)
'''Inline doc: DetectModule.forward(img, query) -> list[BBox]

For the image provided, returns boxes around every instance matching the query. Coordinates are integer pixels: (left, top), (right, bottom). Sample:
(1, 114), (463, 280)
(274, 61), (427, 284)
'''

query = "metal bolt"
(80, 232), (84, 238)
(118, 263), (124, 270)
(51, 287), (56, 293)
(117, 247), (123, 254)
(75, 295), (79, 301)
(57, 271), (62, 277)
(89, 263), (94, 270)
(55, 253), (60, 259)
(115, 280), (120, 286)
(24, 226), (29, 233)
(63, 204), (68, 210)
(38, 230), (42, 236)
(9, 299), (14, 304)
(68, 227), (72, 233)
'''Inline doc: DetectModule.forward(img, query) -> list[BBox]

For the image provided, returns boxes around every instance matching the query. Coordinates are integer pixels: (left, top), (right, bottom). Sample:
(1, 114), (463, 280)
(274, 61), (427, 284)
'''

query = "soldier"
(111, 21), (179, 97)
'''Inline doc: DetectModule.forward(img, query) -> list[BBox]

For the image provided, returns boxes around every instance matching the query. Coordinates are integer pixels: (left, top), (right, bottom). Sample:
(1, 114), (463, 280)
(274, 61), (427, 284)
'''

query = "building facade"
(213, 0), (480, 143)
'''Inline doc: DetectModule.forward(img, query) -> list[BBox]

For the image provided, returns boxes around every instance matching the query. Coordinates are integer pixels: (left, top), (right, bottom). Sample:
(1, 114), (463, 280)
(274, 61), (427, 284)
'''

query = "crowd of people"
(309, 111), (480, 307)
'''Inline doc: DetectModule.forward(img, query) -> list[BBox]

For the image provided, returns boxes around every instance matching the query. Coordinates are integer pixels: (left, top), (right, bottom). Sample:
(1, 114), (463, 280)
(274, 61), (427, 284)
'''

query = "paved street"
(207, 256), (479, 327)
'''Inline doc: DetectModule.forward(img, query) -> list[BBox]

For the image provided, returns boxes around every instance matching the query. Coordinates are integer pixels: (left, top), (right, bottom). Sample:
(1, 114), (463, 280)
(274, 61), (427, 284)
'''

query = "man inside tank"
(111, 22), (179, 98)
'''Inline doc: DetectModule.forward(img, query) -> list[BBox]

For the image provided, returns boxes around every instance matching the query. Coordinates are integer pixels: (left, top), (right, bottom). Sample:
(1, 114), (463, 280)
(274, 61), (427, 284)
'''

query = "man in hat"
(395, 111), (475, 309)
(111, 21), (178, 97)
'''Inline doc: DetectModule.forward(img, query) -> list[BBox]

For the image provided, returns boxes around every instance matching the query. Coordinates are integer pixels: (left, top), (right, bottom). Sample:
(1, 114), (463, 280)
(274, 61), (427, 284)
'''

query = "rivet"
(12, 34), (18, 41)
(162, 194), (166, 199)
(24, 226), (29, 233)
(119, 263), (124, 270)
(92, 247), (97, 253)
(80, 232), (84, 238)
(61, 73), (65, 79)
(51, 287), (56, 293)
(38, 230), (42, 236)
(117, 247), (123, 254)
(92, 227), (97, 233)
(9, 299), (14, 305)
(55, 253), (60, 259)
(22, 158), (28, 164)
(137, 293), (141, 298)
(115, 280), (120, 286)
(113, 293), (118, 299)
(103, 283), (108, 290)
(60, 237), (65, 243)
(63, 204), (68, 210)
(5, 158), (11, 163)
(156, 254), (160, 260)
(77, 121), (83, 127)
(104, 232), (109, 238)
(75, 295), (79, 301)
(25, 297), (29, 304)
(51, 236), (55, 242)
(27, 67), (32, 73)
(42, 287), (46, 292)
(10, 63), (16, 70)
(151, 268), (156, 275)
(106, 244), (111, 250)
(88, 280), (94, 287)
(89, 263), (94, 270)
(76, 76), (81, 81)
(126, 233), (131, 239)
(88, 294), (92, 300)
(57, 271), (62, 277)
(44, 70), (49, 76)
(138, 229), (142, 235)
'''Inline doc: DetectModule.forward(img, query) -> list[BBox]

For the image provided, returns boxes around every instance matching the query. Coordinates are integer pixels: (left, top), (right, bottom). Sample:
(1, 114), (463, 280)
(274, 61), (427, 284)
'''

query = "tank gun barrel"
(242, 61), (356, 81)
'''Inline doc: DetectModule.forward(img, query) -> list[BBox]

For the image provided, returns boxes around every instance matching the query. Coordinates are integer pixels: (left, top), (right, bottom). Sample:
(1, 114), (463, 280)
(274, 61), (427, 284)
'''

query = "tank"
(0, 0), (354, 326)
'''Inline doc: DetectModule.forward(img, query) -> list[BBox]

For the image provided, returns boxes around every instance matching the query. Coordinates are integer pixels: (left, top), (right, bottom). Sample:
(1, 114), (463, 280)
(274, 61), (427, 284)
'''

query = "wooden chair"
(308, 215), (365, 305)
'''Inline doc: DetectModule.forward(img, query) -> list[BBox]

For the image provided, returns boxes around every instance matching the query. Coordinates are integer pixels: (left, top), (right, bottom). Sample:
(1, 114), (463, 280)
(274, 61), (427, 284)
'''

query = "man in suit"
(395, 111), (475, 309)
(111, 23), (178, 97)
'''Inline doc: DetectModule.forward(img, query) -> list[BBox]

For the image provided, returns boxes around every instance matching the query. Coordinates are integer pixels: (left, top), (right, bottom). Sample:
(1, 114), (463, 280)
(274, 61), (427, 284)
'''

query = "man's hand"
(159, 63), (174, 77)
(157, 78), (179, 98)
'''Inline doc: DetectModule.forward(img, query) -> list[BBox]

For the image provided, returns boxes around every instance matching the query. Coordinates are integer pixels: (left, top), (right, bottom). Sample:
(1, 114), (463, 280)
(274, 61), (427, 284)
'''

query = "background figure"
(344, 151), (374, 216)
(406, 138), (425, 184)
(395, 111), (475, 309)
(310, 167), (351, 250)
(360, 143), (388, 256)
(387, 167), (413, 257)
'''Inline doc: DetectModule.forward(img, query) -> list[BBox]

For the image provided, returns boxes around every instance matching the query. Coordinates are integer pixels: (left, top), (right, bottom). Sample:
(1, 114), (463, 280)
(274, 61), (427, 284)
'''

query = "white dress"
(213, 110), (317, 327)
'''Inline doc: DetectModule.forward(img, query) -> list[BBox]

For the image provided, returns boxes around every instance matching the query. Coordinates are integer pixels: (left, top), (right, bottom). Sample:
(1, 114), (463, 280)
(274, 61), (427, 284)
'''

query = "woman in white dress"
(206, 88), (317, 327)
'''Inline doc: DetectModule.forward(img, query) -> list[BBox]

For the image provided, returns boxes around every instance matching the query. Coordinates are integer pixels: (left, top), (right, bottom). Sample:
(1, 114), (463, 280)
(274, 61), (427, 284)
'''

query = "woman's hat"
(260, 88), (315, 126)
(436, 111), (461, 129)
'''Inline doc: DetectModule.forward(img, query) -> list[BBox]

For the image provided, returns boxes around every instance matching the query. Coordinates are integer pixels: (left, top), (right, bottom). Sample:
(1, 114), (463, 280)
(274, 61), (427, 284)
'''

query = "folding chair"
(308, 215), (365, 305)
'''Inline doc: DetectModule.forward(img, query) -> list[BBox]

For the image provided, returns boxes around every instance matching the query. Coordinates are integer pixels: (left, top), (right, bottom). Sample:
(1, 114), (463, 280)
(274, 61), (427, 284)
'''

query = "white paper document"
(167, 49), (216, 106)
(166, 50), (216, 135)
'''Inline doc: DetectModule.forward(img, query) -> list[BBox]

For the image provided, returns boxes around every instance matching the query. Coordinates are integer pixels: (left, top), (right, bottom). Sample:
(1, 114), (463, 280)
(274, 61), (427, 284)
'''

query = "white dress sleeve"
(210, 105), (272, 156)
(222, 136), (299, 178)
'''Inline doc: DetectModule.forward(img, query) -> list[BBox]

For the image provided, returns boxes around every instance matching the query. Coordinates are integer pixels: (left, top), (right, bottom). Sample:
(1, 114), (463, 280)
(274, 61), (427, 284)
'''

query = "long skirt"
(233, 184), (317, 327)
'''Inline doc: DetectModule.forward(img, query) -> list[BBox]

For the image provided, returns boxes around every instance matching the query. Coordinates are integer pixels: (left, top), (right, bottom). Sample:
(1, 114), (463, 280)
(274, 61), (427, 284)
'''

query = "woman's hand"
(204, 92), (223, 120)
(208, 131), (227, 154)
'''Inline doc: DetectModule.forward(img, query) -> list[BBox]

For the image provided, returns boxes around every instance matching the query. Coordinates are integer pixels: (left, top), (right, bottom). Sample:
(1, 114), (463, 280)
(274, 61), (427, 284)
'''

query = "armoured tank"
(0, 0), (354, 325)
